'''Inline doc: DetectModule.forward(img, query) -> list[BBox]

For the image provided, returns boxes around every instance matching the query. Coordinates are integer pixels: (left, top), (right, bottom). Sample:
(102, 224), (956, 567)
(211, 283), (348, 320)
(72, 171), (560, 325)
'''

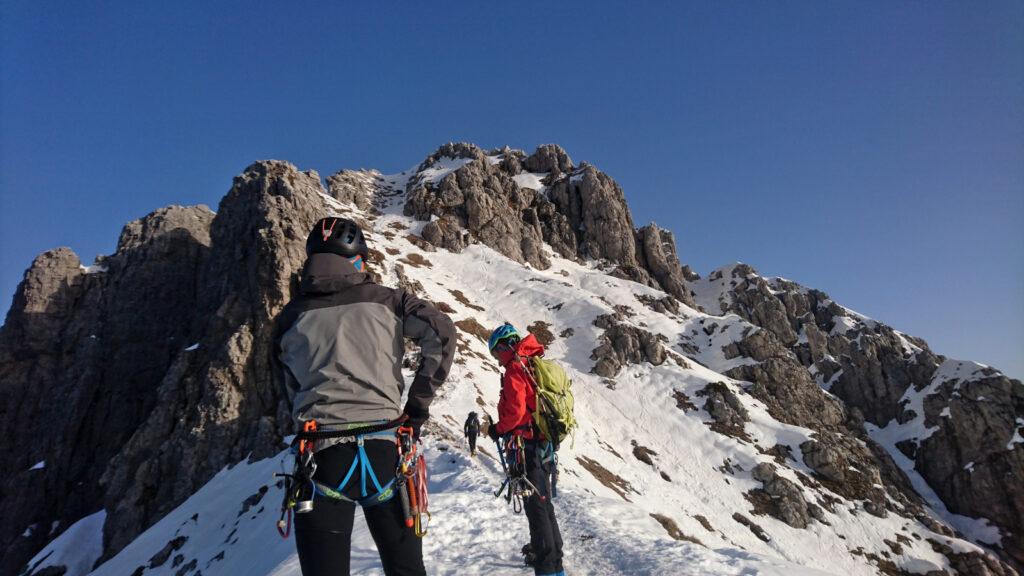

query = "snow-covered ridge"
(28, 178), (1011, 576)
(18, 149), (1020, 576)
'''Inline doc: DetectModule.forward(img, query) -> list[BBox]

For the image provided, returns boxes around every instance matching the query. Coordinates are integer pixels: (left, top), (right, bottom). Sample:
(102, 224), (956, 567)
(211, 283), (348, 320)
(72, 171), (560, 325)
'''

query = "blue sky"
(1, 1), (1021, 378)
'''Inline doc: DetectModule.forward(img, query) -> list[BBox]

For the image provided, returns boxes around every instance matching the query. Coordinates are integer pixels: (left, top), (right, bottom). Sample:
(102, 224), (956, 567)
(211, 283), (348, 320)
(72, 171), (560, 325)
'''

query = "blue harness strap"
(315, 427), (399, 507)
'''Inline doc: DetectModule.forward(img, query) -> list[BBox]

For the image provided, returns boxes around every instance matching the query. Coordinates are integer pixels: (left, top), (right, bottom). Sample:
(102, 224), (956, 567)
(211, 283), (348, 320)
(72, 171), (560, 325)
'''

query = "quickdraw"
(396, 426), (430, 537)
(276, 420), (319, 538)
(494, 433), (540, 514)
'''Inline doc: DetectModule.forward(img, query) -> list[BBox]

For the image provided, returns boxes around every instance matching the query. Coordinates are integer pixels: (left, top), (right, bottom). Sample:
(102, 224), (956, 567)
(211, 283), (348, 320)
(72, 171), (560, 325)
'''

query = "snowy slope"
(27, 160), (1003, 576)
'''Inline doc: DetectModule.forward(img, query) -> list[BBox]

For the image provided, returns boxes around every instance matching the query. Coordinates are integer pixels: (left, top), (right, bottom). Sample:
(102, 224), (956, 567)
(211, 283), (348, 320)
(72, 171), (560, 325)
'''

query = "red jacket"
(495, 333), (546, 439)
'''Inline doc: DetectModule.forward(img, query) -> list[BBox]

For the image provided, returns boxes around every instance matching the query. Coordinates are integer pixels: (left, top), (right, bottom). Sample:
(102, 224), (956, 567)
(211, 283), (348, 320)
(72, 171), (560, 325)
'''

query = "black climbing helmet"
(306, 217), (369, 259)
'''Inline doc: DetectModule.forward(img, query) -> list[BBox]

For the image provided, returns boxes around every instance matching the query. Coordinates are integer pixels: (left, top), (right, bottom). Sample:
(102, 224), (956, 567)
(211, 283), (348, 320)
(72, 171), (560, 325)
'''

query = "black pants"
(524, 441), (564, 575)
(467, 432), (477, 454)
(294, 440), (425, 576)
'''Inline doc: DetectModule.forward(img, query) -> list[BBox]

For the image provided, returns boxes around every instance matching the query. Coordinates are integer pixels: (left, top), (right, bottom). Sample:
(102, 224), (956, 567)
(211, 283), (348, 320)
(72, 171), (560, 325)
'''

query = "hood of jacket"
(497, 333), (545, 366)
(300, 252), (372, 295)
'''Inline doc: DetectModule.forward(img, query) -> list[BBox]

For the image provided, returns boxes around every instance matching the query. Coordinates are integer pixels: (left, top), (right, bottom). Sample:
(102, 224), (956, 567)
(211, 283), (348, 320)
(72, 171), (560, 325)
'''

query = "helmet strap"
(321, 218), (338, 242)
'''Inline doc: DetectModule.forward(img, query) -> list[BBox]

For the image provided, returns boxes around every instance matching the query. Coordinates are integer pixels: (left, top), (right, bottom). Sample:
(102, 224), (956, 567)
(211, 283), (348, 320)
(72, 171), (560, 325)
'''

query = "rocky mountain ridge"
(1, 143), (1021, 576)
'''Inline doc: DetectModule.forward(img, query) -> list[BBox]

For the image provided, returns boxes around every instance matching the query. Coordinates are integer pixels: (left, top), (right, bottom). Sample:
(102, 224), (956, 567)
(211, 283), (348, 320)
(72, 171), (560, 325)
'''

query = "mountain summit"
(3, 144), (1021, 576)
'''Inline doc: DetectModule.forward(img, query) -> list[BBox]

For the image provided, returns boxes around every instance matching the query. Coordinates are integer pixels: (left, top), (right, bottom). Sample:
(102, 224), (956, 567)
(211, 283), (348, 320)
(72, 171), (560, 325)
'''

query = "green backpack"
(521, 356), (576, 450)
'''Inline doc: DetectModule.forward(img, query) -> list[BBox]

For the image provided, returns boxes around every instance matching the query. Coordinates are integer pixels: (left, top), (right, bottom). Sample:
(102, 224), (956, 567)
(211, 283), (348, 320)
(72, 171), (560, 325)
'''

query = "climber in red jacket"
(486, 323), (564, 576)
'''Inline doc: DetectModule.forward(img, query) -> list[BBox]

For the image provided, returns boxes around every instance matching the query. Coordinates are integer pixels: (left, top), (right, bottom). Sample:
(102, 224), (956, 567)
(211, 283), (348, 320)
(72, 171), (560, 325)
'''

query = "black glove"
(402, 404), (428, 440)
(487, 422), (500, 442)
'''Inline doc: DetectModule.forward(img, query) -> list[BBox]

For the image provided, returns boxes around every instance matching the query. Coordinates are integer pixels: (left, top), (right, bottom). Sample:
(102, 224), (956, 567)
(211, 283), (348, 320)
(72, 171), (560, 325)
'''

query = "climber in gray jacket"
(272, 217), (456, 576)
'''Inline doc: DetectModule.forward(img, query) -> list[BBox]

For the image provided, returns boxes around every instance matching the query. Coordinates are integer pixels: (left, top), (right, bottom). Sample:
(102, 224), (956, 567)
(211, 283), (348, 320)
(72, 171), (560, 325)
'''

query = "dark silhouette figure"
(464, 411), (480, 456)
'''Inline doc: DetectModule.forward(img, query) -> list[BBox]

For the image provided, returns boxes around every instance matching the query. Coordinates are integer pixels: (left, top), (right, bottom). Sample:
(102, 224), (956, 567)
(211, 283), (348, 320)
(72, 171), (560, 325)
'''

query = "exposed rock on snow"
(590, 312), (667, 377)
(749, 462), (816, 529)
(914, 369), (1024, 567)
(326, 169), (376, 211)
(723, 327), (846, 431)
(695, 261), (1023, 571)
(523, 143), (573, 177)
(695, 382), (751, 442)
(404, 143), (697, 305)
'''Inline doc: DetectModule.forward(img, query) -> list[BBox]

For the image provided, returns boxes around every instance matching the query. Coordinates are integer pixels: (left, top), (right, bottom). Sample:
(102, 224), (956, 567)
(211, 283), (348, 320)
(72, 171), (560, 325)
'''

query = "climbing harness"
(395, 425), (430, 537)
(538, 440), (559, 499)
(275, 415), (430, 539)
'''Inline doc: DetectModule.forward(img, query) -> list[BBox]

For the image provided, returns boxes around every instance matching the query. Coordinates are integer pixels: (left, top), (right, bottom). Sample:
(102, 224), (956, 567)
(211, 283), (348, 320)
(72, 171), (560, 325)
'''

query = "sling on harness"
(493, 433), (541, 514)
(396, 425), (430, 537)
(275, 416), (429, 539)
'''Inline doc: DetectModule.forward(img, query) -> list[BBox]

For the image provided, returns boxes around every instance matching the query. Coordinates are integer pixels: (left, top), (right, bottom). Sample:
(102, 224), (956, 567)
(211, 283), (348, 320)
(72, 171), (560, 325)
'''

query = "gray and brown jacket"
(272, 252), (456, 432)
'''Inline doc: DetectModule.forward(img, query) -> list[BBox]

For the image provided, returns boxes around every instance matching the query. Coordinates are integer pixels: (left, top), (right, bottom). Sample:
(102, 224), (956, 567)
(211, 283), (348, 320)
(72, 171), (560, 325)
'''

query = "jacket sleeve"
(271, 307), (300, 407)
(496, 367), (530, 435)
(399, 290), (456, 418)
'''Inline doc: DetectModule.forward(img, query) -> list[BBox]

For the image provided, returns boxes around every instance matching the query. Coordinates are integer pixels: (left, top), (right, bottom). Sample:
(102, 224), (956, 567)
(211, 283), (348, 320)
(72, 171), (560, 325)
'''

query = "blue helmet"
(488, 322), (521, 352)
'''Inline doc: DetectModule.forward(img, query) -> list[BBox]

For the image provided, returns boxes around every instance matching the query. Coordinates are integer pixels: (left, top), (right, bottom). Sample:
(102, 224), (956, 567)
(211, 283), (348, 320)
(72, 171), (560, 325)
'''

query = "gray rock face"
(827, 329), (940, 426)
(546, 164), (636, 265)
(590, 312), (668, 378)
(404, 144), (555, 270)
(705, 262), (1024, 569)
(915, 373), (1024, 568)
(0, 161), (327, 572)
(326, 170), (375, 211)
(0, 206), (215, 576)
(723, 327), (846, 431)
(403, 143), (696, 305)
(750, 462), (813, 529)
(636, 224), (696, 308)
(799, 433), (919, 517)
(100, 161), (325, 556)
(710, 264), (800, 345)
(523, 143), (573, 177)
(695, 382), (750, 441)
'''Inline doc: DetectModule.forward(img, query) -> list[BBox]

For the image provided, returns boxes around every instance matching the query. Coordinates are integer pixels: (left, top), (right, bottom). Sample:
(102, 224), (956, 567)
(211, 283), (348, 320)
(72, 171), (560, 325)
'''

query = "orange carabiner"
(299, 420), (318, 455)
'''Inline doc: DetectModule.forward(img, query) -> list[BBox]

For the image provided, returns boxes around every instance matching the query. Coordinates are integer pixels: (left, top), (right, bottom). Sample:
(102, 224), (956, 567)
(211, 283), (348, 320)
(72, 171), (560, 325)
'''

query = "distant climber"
(464, 411), (480, 456)
(487, 323), (566, 576)
(272, 217), (456, 576)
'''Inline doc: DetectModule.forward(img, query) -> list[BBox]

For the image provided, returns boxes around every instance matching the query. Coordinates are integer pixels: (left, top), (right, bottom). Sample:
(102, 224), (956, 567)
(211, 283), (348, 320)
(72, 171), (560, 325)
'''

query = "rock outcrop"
(914, 371), (1024, 567)
(404, 143), (696, 306)
(0, 205), (215, 576)
(723, 327), (846, 431)
(749, 462), (818, 529)
(590, 312), (668, 378)
(0, 161), (326, 573)
(100, 161), (325, 555)
(695, 382), (751, 441)
(697, 262), (1024, 569)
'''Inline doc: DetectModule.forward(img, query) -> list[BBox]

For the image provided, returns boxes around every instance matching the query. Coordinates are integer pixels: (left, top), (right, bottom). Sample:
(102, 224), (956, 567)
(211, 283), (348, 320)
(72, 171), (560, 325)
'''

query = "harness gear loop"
(395, 425), (430, 537)
(276, 420), (319, 539)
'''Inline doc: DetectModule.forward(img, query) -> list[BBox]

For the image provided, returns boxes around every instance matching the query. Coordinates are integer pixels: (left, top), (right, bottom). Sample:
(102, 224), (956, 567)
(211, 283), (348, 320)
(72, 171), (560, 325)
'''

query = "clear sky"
(1, 1), (1021, 379)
